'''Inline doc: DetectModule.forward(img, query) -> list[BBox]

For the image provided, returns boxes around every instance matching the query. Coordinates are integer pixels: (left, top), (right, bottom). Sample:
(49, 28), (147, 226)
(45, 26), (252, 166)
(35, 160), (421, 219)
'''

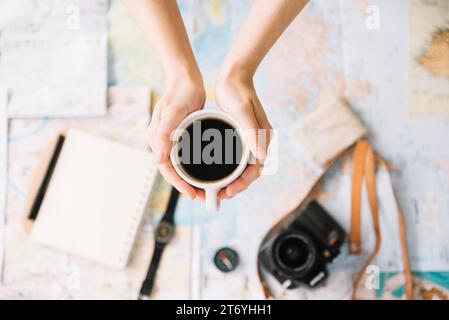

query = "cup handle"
(205, 188), (220, 212)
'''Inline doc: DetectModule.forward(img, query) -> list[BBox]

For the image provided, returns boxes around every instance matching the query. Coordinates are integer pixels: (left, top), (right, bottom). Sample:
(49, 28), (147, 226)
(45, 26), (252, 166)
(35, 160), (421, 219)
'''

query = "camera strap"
(257, 144), (349, 299)
(349, 140), (413, 300)
(257, 101), (413, 300)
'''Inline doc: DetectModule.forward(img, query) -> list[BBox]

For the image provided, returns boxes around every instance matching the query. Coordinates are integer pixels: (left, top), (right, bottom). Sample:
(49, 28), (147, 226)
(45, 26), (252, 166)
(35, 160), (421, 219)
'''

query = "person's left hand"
(215, 70), (272, 200)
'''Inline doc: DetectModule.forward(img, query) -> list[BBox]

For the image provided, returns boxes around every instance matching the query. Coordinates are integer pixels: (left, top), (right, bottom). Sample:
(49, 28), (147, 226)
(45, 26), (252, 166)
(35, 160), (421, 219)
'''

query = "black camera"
(258, 201), (345, 289)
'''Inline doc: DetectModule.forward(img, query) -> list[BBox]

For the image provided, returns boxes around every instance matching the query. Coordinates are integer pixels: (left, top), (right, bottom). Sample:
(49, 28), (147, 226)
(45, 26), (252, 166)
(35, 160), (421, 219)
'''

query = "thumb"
(234, 104), (267, 161)
(151, 132), (172, 164)
(146, 119), (171, 164)
(152, 108), (189, 164)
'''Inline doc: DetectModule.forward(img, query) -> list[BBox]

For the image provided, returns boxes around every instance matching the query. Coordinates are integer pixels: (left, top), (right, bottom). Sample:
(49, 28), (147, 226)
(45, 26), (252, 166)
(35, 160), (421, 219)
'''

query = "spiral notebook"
(30, 129), (157, 269)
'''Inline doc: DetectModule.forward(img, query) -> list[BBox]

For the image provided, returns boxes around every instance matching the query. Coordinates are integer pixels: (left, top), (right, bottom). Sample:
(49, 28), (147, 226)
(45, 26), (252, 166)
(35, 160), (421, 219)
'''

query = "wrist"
(165, 62), (203, 89)
(218, 58), (254, 85)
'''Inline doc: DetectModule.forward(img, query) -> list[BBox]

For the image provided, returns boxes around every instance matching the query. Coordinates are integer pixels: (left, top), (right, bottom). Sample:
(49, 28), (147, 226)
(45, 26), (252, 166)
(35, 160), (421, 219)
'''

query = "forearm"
(123, 0), (201, 85)
(220, 0), (308, 80)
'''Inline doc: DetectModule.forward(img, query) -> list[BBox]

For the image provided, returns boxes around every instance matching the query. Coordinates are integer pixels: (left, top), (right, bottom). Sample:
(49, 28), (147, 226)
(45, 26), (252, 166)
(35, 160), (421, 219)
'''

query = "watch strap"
(138, 187), (179, 299)
(139, 242), (165, 299)
(161, 188), (180, 224)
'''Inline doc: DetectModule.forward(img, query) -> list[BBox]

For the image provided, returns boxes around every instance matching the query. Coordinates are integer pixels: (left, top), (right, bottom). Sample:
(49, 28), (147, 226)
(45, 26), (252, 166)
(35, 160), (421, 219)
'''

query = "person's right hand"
(148, 76), (205, 200)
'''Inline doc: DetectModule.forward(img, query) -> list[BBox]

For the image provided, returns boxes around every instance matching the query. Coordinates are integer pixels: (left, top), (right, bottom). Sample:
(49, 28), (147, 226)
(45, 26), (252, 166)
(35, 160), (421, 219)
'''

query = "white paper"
(0, 0), (107, 117)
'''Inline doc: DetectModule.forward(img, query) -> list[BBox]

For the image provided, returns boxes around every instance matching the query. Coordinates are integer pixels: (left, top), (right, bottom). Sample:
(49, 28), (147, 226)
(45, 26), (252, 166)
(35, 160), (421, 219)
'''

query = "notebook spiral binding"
(117, 167), (156, 267)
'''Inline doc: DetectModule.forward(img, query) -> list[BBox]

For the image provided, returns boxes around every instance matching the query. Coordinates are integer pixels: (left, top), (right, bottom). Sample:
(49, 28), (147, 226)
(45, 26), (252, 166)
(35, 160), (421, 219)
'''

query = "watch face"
(154, 221), (174, 243)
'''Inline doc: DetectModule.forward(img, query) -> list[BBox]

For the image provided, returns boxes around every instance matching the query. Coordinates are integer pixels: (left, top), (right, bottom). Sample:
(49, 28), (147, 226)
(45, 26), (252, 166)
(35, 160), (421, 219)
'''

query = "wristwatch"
(138, 187), (179, 299)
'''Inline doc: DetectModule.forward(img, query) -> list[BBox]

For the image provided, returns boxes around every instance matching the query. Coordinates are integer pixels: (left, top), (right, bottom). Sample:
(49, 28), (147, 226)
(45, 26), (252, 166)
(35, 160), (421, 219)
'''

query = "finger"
(147, 103), (161, 149)
(158, 161), (197, 200)
(225, 102), (263, 161)
(152, 101), (192, 164)
(250, 99), (272, 161)
(251, 99), (273, 163)
(147, 103), (169, 164)
(251, 94), (271, 130)
(196, 189), (206, 201)
(224, 163), (261, 198)
(152, 124), (175, 165)
(218, 188), (227, 200)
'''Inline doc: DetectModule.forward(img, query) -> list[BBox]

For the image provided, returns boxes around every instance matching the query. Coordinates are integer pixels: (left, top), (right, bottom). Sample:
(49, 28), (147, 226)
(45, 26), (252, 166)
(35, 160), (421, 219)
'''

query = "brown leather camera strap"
(350, 140), (382, 298)
(348, 140), (369, 254)
(350, 140), (413, 299)
(257, 140), (413, 300)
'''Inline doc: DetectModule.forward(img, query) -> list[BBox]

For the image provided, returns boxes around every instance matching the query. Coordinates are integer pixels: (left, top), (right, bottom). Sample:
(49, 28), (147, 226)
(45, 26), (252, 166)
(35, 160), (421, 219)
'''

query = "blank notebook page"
(30, 130), (157, 269)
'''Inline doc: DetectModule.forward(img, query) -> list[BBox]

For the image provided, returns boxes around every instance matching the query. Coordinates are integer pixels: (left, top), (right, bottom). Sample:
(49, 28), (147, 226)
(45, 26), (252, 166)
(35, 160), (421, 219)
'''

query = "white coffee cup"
(170, 110), (250, 212)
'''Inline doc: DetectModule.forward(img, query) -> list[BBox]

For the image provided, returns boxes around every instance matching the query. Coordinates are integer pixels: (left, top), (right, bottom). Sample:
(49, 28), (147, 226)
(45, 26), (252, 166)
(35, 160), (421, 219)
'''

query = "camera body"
(258, 201), (345, 289)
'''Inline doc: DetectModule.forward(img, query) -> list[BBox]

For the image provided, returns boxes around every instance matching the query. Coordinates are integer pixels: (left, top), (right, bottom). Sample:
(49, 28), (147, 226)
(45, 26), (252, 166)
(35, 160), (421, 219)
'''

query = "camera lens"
(274, 232), (315, 273)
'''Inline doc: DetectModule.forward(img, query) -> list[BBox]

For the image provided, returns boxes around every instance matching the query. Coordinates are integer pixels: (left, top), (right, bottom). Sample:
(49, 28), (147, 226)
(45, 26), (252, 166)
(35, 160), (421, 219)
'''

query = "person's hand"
(215, 69), (272, 200)
(148, 75), (206, 200)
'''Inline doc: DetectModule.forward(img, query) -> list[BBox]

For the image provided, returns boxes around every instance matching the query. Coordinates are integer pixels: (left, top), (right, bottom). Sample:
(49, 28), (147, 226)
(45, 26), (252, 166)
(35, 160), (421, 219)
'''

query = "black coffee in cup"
(177, 118), (243, 182)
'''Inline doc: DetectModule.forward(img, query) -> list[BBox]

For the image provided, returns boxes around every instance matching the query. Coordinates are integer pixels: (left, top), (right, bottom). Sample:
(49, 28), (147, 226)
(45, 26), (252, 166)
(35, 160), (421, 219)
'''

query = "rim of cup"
(170, 109), (250, 189)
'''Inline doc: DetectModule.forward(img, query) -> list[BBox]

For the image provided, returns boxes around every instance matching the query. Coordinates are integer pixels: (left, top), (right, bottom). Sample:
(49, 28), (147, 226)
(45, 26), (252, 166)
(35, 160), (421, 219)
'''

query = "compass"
(213, 247), (239, 273)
